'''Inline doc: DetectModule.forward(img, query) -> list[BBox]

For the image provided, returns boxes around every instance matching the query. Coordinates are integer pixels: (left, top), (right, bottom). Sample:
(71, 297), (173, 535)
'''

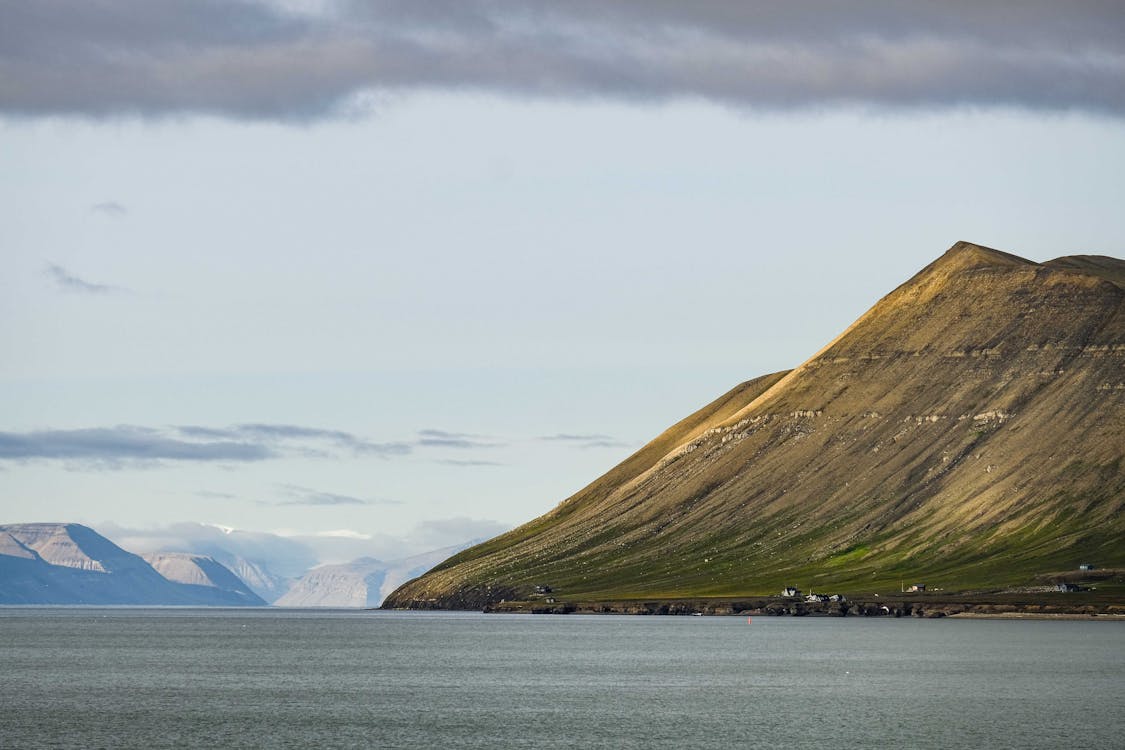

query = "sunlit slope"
(385, 242), (1125, 608)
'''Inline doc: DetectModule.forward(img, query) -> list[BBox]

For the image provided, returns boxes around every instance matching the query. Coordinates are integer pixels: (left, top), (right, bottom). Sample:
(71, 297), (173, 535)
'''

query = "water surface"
(1, 608), (1121, 748)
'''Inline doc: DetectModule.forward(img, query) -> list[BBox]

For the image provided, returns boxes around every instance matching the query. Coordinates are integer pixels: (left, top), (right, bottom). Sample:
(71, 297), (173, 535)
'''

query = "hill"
(383, 242), (1125, 609)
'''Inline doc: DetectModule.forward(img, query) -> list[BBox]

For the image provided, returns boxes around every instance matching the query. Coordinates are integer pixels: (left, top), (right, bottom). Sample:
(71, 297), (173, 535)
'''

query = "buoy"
(747, 617), (753, 624)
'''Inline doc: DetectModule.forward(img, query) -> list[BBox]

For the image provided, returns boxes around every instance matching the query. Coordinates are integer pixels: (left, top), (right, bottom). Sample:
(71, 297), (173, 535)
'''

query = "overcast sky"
(2, 1), (1123, 565)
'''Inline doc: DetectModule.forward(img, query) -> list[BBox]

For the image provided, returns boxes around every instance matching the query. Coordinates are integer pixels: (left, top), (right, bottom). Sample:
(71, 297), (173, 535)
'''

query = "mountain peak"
(939, 240), (1034, 270)
(900, 241), (1036, 295)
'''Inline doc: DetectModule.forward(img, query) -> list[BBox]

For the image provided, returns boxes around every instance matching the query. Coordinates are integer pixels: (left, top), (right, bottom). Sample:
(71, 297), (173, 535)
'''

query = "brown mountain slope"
(384, 242), (1125, 609)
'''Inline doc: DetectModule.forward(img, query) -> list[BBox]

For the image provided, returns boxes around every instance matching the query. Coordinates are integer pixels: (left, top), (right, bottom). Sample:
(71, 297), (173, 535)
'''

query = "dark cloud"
(44, 263), (122, 295)
(1, 1), (1122, 120)
(273, 483), (400, 507)
(0, 422), (411, 467)
(417, 429), (505, 450)
(90, 201), (127, 216)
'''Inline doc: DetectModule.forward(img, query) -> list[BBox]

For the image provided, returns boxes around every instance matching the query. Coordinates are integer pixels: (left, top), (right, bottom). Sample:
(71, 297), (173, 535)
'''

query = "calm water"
(1, 609), (1122, 749)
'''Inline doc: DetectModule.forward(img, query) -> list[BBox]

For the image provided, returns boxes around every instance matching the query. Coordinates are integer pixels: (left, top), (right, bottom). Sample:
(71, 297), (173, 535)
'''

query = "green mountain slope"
(384, 242), (1125, 609)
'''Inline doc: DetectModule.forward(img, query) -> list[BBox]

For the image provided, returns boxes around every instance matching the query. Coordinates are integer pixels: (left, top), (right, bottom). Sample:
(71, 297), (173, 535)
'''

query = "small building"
(781, 587), (801, 597)
(828, 594), (846, 603)
(1079, 564), (1095, 571)
(534, 584), (553, 594)
(806, 593), (830, 603)
(907, 583), (926, 593)
(1055, 583), (1080, 593)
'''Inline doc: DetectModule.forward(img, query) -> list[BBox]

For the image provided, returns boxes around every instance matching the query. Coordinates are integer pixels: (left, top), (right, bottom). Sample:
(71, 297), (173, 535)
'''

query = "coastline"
(472, 593), (1125, 619)
(947, 612), (1125, 620)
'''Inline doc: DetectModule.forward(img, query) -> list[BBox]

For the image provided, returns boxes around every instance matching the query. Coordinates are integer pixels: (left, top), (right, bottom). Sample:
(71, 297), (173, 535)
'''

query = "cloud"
(0, 426), (270, 464)
(1, 1), (1122, 120)
(268, 527), (388, 564)
(44, 263), (122, 295)
(435, 459), (504, 467)
(540, 433), (613, 442)
(270, 516), (509, 563)
(276, 528), (373, 540)
(101, 521), (318, 578)
(272, 483), (401, 506)
(101, 518), (508, 574)
(0, 422), (410, 468)
(90, 201), (127, 216)
(176, 424), (411, 458)
(194, 490), (237, 500)
(417, 429), (505, 450)
(539, 433), (630, 449)
(408, 516), (510, 551)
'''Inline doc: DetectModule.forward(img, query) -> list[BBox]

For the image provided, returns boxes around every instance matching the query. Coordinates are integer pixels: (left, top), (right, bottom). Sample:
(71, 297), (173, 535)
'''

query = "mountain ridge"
(0, 523), (267, 605)
(141, 551), (266, 605)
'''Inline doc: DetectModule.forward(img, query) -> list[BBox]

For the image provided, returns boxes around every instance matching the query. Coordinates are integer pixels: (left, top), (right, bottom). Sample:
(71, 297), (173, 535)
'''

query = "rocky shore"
(478, 594), (1125, 618)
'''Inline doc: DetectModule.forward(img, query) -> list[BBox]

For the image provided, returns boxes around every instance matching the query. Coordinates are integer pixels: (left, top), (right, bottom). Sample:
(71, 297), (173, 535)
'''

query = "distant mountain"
(141, 552), (266, 606)
(276, 543), (476, 607)
(213, 555), (291, 603)
(274, 557), (387, 607)
(100, 523), (307, 603)
(0, 523), (265, 606)
(384, 242), (1125, 609)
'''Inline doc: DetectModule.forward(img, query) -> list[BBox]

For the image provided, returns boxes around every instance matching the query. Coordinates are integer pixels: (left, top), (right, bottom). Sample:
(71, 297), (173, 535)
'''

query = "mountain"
(0, 523), (265, 605)
(276, 543), (477, 607)
(214, 555), (291, 603)
(99, 522), (307, 603)
(383, 242), (1125, 609)
(141, 552), (266, 606)
(274, 557), (388, 607)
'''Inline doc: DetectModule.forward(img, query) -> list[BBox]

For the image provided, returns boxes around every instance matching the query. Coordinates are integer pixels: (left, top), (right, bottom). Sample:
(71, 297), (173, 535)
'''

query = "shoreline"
(947, 612), (1125, 620)
(469, 595), (1125, 619)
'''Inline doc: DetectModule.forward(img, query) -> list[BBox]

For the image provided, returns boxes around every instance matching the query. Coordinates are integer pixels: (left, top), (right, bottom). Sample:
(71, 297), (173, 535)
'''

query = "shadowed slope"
(384, 242), (1125, 609)
(142, 552), (266, 606)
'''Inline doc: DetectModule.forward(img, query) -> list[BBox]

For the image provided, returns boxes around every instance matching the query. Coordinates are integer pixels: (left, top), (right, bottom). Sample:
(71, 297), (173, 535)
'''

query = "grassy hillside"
(384, 242), (1125, 608)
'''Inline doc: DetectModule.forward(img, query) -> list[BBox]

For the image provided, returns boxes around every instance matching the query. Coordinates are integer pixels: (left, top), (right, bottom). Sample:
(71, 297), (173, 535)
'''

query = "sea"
(1, 608), (1122, 749)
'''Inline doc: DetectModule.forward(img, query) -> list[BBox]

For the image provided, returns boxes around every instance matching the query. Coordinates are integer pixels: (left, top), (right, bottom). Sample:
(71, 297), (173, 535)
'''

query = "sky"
(2, 1), (1124, 567)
